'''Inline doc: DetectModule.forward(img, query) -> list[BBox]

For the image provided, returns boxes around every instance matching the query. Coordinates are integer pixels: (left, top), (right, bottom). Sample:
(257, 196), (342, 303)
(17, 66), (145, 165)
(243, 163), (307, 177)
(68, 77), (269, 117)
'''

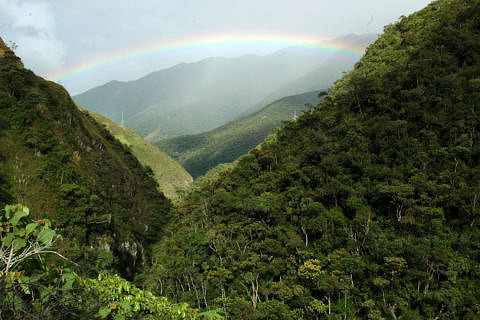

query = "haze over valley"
(73, 33), (376, 142)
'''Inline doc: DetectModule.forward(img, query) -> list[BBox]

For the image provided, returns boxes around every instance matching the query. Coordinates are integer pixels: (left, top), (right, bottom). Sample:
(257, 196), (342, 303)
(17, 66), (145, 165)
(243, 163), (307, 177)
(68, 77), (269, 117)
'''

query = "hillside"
(156, 91), (321, 178)
(0, 39), (171, 279)
(73, 34), (374, 141)
(79, 108), (192, 198)
(142, 0), (480, 318)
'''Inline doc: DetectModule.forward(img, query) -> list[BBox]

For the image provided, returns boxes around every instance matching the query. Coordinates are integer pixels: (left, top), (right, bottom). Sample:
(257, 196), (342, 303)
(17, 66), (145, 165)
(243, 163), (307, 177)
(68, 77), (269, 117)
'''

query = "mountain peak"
(0, 37), (8, 57)
(0, 36), (24, 67)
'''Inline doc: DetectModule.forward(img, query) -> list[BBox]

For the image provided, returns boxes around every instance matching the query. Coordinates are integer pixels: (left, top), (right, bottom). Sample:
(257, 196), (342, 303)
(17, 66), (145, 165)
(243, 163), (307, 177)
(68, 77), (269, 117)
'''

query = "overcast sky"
(0, 0), (432, 95)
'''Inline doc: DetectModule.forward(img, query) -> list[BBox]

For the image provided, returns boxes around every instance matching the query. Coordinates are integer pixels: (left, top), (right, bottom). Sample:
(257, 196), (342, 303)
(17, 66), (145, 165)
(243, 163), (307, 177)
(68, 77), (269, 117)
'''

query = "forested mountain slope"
(155, 91), (321, 178)
(0, 39), (171, 279)
(142, 1), (480, 319)
(80, 108), (192, 198)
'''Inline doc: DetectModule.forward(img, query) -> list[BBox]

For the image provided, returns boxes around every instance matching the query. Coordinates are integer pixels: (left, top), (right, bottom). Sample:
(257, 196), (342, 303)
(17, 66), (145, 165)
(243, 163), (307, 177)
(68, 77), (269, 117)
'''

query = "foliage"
(0, 204), (80, 319)
(0, 204), (215, 319)
(142, 1), (480, 319)
(0, 44), (172, 278)
(79, 272), (202, 320)
(77, 272), (224, 319)
(0, 204), (56, 275)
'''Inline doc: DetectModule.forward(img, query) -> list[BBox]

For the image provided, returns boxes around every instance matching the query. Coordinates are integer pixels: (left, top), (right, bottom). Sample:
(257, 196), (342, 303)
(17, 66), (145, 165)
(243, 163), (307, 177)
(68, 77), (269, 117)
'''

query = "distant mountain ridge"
(242, 33), (379, 116)
(155, 90), (321, 178)
(74, 34), (377, 141)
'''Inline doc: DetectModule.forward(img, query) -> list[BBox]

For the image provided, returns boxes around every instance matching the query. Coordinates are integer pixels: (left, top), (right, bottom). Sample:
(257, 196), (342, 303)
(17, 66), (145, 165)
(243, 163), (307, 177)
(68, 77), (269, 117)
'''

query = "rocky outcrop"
(0, 37), (8, 57)
(115, 240), (145, 280)
(0, 37), (23, 67)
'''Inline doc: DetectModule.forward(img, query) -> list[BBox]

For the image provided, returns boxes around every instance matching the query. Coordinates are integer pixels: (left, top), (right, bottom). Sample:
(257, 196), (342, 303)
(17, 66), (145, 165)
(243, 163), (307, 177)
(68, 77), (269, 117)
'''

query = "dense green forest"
(156, 91), (320, 178)
(140, 0), (480, 319)
(0, 204), (215, 319)
(0, 39), (171, 279)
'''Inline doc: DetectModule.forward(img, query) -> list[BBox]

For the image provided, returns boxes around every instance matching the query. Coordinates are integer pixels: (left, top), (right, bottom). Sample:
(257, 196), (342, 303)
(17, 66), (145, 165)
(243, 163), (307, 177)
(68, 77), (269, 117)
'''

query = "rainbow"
(49, 34), (366, 83)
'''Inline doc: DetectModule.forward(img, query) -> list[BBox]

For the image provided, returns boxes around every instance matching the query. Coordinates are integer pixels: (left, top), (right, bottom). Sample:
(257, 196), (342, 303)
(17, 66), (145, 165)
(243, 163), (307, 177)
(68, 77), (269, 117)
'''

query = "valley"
(1, 0), (479, 319)
(155, 90), (321, 178)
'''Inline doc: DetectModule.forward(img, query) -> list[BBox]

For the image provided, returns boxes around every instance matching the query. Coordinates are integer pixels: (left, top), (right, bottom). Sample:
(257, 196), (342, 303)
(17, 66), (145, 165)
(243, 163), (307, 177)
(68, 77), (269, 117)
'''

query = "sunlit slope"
(80, 108), (192, 198)
(155, 91), (320, 178)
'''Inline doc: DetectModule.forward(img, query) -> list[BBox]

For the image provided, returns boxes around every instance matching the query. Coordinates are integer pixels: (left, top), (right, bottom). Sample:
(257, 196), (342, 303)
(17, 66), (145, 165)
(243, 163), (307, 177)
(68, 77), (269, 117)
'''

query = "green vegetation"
(0, 204), (216, 319)
(192, 163), (238, 190)
(80, 108), (192, 199)
(0, 204), (78, 318)
(156, 91), (320, 178)
(141, 0), (480, 318)
(79, 272), (203, 319)
(2, 0), (480, 318)
(0, 42), (171, 279)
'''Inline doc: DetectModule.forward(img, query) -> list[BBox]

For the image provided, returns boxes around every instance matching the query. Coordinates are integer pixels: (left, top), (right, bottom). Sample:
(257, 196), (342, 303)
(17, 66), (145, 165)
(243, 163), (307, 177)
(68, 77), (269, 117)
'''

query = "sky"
(0, 0), (433, 95)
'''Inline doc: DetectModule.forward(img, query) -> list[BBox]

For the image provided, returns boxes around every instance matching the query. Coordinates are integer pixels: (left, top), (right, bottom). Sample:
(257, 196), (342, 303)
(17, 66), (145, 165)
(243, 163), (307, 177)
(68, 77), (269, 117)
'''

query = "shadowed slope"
(0, 39), (171, 279)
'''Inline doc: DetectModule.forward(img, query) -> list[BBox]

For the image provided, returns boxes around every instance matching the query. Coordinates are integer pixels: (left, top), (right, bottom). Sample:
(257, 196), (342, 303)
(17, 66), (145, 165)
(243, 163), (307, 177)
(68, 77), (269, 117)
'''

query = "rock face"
(117, 241), (145, 279)
(0, 37), (23, 67)
(0, 37), (8, 57)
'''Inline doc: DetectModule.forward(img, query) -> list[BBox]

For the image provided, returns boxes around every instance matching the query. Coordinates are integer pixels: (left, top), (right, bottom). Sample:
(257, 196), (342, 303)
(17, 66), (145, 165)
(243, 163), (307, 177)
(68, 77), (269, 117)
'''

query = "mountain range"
(74, 34), (377, 141)
(142, 0), (480, 318)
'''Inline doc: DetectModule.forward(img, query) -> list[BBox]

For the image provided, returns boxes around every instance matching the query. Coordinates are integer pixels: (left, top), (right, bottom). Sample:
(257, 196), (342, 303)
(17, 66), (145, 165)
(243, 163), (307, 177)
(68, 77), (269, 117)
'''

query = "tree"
(0, 204), (77, 319)
(0, 204), (62, 278)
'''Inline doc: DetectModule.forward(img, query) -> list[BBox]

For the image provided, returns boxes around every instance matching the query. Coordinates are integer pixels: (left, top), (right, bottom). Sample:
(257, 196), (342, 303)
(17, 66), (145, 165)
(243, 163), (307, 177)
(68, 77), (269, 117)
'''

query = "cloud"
(0, 0), (65, 76)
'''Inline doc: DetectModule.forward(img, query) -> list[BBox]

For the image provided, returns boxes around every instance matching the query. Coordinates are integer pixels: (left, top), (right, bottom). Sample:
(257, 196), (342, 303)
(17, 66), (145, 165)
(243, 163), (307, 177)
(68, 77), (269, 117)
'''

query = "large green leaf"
(3, 233), (14, 247)
(13, 226), (25, 237)
(4, 204), (13, 219)
(62, 271), (76, 290)
(25, 222), (39, 236)
(37, 228), (56, 245)
(9, 206), (29, 226)
(11, 238), (26, 252)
